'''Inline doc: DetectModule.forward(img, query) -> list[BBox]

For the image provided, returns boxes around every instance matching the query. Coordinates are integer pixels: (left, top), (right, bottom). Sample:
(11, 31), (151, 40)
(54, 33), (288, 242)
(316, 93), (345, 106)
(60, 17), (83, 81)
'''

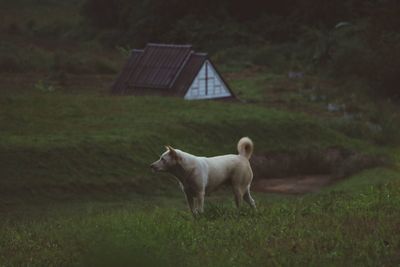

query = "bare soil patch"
(252, 175), (338, 194)
(249, 147), (385, 194)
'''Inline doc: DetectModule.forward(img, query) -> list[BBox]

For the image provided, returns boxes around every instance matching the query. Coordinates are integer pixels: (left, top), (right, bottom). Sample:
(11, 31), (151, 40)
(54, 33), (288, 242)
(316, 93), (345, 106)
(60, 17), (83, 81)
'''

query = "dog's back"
(201, 137), (254, 192)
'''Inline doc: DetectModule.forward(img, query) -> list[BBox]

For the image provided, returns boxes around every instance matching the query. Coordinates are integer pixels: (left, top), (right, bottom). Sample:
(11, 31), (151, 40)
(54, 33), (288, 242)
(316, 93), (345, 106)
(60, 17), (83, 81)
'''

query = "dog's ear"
(165, 145), (175, 151)
(165, 145), (180, 161)
(165, 145), (174, 151)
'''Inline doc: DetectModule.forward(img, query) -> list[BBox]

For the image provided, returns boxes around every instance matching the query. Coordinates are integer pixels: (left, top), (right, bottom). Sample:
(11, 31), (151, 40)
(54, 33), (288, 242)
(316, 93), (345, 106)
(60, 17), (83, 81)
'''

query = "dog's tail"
(237, 137), (253, 159)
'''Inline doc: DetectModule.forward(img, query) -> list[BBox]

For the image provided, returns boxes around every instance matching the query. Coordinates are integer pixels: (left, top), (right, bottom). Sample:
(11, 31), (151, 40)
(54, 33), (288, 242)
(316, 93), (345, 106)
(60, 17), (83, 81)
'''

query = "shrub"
(329, 37), (372, 78)
(0, 44), (53, 73)
(34, 80), (56, 93)
(250, 45), (293, 73)
(0, 54), (24, 73)
(6, 22), (22, 34)
(93, 58), (118, 74)
(321, 21), (400, 100)
(212, 45), (253, 67)
(52, 51), (92, 74)
(368, 41), (400, 99)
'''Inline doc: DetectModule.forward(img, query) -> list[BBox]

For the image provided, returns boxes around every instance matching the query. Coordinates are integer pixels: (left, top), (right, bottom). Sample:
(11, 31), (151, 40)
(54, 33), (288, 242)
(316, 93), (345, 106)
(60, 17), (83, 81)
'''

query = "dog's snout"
(150, 162), (158, 172)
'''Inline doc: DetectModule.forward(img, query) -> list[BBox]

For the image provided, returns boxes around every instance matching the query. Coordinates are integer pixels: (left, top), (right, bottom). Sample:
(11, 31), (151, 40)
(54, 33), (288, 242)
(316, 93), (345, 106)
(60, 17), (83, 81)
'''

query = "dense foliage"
(82, 0), (400, 98)
(81, 0), (400, 45)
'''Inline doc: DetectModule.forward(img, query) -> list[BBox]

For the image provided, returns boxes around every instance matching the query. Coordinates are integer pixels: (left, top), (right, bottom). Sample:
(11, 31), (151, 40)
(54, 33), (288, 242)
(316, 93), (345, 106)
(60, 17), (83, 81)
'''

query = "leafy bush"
(93, 58), (118, 74)
(327, 113), (400, 147)
(0, 41), (119, 75)
(52, 51), (87, 74)
(367, 40), (400, 99)
(328, 26), (372, 78)
(0, 54), (24, 73)
(303, 17), (400, 100)
(34, 80), (56, 93)
(0, 44), (53, 73)
(250, 45), (294, 73)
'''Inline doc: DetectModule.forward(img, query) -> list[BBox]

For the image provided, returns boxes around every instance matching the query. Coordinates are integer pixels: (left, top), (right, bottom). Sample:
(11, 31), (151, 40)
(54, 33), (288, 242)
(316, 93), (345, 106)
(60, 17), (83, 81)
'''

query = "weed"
(34, 80), (56, 93)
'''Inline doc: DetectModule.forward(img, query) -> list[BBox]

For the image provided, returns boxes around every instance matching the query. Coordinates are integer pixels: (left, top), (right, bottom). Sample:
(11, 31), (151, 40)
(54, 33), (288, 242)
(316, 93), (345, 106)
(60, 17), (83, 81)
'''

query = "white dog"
(150, 137), (256, 215)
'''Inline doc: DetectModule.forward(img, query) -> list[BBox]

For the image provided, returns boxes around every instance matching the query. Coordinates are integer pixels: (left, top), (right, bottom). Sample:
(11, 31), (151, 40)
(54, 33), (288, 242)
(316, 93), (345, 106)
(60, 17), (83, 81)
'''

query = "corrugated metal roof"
(173, 53), (207, 96)
(128, 43), (192, 89)
(111, 49), (143, 94)
(111, 43), (235, 99)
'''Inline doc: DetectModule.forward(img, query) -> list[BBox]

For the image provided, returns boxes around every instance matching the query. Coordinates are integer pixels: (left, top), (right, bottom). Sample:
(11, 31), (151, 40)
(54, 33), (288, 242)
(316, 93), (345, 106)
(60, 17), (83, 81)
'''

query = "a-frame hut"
(111, 43), (235, 100)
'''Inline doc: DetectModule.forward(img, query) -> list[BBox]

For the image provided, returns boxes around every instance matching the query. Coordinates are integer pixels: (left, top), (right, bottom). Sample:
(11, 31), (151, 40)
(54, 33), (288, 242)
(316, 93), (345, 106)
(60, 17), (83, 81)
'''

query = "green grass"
(0, 93), (382, 197)
(1, 172), (399, 266)
(327, 168), (400, 192)
(0, 73), (398, 267)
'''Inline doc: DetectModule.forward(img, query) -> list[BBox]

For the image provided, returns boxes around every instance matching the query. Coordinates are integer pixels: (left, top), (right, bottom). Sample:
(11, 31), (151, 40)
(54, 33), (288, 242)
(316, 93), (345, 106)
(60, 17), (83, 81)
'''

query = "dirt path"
(252, 175), (337, 194)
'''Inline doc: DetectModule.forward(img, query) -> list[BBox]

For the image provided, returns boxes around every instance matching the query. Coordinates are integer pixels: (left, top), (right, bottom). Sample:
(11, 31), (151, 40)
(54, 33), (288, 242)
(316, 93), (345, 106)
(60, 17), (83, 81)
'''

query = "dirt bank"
(252, 175), (339, 194)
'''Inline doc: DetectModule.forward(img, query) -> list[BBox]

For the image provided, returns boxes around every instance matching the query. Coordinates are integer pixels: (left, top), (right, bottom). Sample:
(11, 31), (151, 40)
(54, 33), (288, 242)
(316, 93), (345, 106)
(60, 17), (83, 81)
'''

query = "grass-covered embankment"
(0, 93), (384, 198)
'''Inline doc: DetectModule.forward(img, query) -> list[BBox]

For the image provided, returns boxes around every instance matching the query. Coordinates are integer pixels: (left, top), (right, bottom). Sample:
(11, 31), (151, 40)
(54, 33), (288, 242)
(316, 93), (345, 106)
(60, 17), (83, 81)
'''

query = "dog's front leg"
(184, 191), (197, 215)
(196, 191), (205, 213)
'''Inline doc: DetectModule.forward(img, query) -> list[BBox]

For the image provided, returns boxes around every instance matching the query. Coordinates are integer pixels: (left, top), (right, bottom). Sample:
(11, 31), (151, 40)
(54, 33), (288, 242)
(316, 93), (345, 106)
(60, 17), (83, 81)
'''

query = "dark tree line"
(82, 0), (399, 44)
(82, 0), (400, 98)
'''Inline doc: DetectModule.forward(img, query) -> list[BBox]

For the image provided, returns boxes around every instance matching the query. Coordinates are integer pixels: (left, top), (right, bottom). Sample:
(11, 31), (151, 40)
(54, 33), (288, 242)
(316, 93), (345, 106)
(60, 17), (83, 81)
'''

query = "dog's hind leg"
(233, 187), (244, 208)
(243, 186), (256, 209)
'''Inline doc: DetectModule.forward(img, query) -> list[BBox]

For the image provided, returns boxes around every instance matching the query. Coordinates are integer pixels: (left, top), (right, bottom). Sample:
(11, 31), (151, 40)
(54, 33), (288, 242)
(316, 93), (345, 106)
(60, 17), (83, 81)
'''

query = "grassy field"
(1, 65), (399, 267)
(1, 169), (399, 266)
(1, 88), (400, 266)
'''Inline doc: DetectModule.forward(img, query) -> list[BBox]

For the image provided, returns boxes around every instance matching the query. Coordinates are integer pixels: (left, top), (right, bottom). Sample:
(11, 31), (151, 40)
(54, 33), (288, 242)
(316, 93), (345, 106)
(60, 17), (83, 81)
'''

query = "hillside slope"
(0, 94), (387, 198)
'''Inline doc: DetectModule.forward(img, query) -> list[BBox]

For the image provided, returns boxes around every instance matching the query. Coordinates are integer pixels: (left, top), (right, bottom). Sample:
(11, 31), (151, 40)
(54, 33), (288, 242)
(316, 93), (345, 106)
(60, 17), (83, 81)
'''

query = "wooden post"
(205, 61), (208, 95)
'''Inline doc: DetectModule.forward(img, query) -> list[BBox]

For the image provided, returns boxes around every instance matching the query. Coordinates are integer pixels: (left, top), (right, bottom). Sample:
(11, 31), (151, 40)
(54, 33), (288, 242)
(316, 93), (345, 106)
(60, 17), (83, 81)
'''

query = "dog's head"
(150, 145), (181, 172)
